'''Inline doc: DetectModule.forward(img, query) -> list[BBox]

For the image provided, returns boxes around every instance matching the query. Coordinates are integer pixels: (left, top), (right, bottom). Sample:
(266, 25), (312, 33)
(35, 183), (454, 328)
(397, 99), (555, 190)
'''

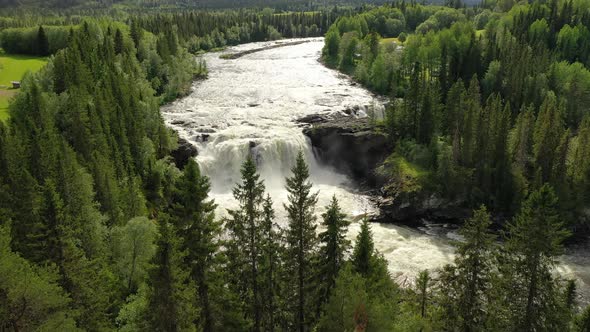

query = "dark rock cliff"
(300, 114), (391, 187)
(300, 113), (469, 225)
(171, 137), (198, 169)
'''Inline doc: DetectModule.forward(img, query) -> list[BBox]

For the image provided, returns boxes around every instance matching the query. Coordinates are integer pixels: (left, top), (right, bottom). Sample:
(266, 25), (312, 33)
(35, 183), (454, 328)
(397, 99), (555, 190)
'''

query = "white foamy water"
(162, 38), (590, 300)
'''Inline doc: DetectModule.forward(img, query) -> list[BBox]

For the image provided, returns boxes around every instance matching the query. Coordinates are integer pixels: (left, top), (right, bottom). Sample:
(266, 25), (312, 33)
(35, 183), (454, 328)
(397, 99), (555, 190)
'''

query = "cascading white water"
(162, 38), (590, 301)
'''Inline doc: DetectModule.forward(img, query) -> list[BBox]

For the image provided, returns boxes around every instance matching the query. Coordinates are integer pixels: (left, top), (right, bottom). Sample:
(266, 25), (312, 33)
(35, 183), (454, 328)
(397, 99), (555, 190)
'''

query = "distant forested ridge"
(0, 0), (480, 10)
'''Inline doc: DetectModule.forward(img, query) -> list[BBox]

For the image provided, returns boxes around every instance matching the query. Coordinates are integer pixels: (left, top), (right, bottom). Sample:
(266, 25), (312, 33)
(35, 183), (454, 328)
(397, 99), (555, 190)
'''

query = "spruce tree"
(533, 93), (565, 184)
(226, 156), (266, 331)
(352, 218), (374, 277)
(454, 206), (496, 330)
(284, 151), (319, 332)
(260, 194), (283, 332)
(317, 195), (350, 307)
(170, 159), (220, 331)
(146, 217), (196, 332)
(504, 184), (571, 331)
(115, 28), (124, 55)
(37, 25), (49, 56)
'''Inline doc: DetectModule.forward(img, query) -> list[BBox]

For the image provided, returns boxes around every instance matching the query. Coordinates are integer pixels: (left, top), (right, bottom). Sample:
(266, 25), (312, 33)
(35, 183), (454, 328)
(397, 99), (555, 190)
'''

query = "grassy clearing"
(393, 156), (429, 179)
(0, 96), (10, 122)
(0, 54), (48, 87)
(378, 154), (430, 194)
(0, 52), (48, 121)
(381, 37), (400, 45)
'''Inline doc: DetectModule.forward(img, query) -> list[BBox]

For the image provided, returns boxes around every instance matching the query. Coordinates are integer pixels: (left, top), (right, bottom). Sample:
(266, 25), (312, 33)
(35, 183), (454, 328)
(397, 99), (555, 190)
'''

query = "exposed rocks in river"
(296, 113), (330, 124)
(171, 137), (198, 169)
(301, 114), (391, 187)
(371, 191), (470, 225)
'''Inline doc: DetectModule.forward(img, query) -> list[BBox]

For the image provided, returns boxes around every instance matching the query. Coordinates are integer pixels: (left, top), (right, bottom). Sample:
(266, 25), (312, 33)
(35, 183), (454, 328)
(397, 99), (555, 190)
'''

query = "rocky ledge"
(171, 137), (198, 169)
(300, 112), (469, 225)
(371, 192), (471, 226)
(300, 113), (391, 187)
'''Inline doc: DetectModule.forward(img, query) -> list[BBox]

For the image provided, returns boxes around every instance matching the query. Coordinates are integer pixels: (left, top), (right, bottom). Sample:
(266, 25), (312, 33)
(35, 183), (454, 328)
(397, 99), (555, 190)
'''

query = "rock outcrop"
(371, 192), (470, 225)
(171, 137), (198, 169)
(300, 112), (469, 225)
(301, 114), (391, 187)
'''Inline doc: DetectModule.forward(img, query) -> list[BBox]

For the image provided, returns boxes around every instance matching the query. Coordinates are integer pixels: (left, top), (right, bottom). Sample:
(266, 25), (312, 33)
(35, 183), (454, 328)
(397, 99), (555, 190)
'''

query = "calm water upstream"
(162, 38), (590, 302)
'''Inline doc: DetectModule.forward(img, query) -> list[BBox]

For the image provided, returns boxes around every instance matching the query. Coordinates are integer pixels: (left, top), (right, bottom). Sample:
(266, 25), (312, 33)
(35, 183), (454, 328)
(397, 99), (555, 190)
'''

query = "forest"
(0, 0), (590, 331)
(323, 0), (590, 230)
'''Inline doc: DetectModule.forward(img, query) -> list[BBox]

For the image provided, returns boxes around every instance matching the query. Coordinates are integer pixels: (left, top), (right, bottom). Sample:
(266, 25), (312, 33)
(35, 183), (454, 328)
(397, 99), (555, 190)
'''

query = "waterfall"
(161, 39), (590, 302)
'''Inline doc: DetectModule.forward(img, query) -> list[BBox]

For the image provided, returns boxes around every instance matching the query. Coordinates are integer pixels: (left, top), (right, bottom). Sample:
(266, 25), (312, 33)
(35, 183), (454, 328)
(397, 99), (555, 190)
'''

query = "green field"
(0, 53), (48, 121)
(0, 97), (9, 121)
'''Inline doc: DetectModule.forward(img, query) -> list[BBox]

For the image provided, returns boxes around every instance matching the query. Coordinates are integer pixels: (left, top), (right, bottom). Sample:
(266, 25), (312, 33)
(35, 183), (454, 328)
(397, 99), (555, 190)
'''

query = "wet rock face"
(171, 137), (198, 169)
(371, 192), (471, 225)
(301, 114), (391, 187)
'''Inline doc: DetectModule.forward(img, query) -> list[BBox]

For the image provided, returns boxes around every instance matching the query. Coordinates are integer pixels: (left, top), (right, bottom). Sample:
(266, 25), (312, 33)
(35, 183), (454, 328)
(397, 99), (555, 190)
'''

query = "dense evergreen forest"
(323, 0), (590, 231)
(1, 0), (590, 331)
(0, 0), (474, 11)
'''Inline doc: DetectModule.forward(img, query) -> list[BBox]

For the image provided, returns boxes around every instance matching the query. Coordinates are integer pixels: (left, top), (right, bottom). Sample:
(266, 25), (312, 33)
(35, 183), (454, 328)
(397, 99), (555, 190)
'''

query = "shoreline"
(219, 39), (314, 59)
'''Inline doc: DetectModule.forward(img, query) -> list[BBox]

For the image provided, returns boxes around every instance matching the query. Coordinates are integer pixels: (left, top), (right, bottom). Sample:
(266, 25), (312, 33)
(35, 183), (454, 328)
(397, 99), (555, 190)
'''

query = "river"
(162, 38), (590, 302)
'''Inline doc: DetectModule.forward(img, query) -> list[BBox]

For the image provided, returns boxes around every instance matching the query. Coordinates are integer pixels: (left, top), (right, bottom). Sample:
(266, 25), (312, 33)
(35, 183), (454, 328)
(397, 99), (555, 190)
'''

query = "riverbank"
(219, 39), (313, 59)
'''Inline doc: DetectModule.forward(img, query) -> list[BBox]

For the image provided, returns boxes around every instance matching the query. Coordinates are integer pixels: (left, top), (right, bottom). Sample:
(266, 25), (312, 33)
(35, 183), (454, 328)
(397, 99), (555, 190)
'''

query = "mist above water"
(162, 38), (590, 297)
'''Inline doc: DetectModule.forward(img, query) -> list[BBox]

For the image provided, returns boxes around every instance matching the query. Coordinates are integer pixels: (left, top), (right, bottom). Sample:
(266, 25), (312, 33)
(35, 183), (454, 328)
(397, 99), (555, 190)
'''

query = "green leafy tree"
(111, 217), (157, 293)
(323, 25), (341, 62)
(0, 225), (80, 331)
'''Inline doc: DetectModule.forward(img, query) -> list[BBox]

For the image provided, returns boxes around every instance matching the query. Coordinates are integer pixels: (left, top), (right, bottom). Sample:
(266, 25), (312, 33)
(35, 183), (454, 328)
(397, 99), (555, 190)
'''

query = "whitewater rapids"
(162, 38), (590, 300)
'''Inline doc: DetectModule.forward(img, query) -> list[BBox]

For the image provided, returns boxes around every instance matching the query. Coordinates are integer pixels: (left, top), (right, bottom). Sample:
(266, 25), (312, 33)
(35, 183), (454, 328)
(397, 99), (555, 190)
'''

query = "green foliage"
(500, 184), (571, 331)
(0, 225), (80, 331)
(0, 25), (70, 55)
(438, 206), (497, 330)
(145, 218), (198, 331)
(111, 217), (157, 292)
(284, 151), (319, 331)
(319, 217), (398, 332)
(225, 156), (272, 330)
(317, 195), (350, 307)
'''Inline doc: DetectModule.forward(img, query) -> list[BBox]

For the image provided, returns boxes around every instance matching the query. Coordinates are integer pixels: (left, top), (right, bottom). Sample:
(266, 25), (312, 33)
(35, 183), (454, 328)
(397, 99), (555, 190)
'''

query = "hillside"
(0, 0), (480, 10)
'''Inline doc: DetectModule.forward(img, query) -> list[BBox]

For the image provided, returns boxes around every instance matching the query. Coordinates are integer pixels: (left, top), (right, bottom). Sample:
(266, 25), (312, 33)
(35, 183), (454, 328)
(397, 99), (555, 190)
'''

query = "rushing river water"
(162, 38), (590, 302)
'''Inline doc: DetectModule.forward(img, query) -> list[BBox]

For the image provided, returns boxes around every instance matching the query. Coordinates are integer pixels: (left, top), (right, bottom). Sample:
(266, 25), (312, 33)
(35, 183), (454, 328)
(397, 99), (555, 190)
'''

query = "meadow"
(0, 52), (48, 121)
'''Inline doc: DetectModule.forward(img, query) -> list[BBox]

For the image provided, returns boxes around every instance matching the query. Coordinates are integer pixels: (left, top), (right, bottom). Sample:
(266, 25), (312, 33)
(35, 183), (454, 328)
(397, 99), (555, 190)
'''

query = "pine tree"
(115, 28), (124, 55)
(454, 206), (496, 330)
(146, 217), (196, 332)
(533, 93), (565, 184)
(170, 159), (220, 331)
(284, 151), (319, 332)
(418, 83), (436, 145)
(504, 184), (571, 331)
(226, 156), (266, 331)
(352, 218), (375, 277)
(460, 76), (481, 168)
(37, 25), (49, 56)
(317, 195), (350, 309)
(260, 194), (283, 332)
(416, 270), (430, 319)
